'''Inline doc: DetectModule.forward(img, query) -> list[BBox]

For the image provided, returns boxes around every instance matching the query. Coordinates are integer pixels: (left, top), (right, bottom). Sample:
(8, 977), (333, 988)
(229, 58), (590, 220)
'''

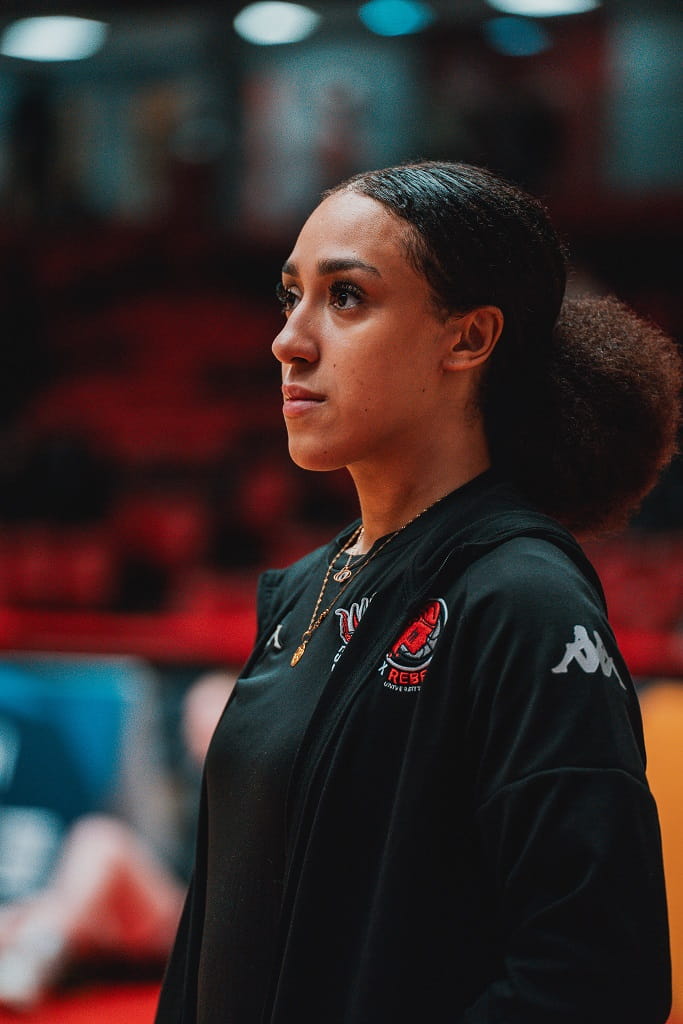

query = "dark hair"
(328, 161), (682, 534)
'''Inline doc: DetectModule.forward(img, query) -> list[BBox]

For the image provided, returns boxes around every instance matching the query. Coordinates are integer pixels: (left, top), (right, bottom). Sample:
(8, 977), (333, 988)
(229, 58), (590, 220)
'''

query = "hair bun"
(518, 295), (682, 534)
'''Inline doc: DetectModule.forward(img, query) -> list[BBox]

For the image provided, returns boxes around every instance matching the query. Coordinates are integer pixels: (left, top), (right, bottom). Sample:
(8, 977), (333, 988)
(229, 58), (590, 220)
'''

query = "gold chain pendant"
(291, 641), (308, 667)
(289, 496), (447, 671)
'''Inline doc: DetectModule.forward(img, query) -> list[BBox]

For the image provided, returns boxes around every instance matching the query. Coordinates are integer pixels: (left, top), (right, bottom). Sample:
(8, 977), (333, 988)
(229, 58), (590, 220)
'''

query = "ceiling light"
(358, 1), (435, 37)
(485, 0), (600, 16)
(0, 16), (108, 61)
(233, 3), (321, 45)
(484, 16), (551, 55)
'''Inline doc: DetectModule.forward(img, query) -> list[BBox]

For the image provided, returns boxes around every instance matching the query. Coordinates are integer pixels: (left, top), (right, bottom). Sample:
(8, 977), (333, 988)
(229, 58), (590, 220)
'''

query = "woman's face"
(272, 189), (457, 474)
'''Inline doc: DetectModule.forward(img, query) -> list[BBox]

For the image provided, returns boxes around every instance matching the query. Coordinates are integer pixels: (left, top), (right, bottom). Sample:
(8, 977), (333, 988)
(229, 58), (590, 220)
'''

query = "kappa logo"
(379, 598), (448, 691)
(551, 624), (626, 690)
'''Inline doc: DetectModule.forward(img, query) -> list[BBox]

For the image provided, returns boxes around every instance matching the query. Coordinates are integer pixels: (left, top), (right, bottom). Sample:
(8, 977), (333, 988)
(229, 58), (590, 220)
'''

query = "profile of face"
(272, 189), (499, 476)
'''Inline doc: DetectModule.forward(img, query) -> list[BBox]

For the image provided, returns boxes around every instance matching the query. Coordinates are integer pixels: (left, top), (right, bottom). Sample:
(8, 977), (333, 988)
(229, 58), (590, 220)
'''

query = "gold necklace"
(290, 498), (444, 668)
(290, 524), (363, 667)
(332, 527), (365, 582)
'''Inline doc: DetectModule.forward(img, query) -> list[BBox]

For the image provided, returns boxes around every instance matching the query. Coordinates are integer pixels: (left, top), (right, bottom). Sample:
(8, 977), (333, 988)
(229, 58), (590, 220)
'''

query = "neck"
(348, 434), (491, 554)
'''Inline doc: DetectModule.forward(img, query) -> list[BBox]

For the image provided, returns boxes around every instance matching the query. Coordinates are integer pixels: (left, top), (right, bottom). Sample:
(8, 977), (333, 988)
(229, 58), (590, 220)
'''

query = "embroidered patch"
(330, 597), (372, 671)
(380, 598), (448, 691)
(551, 624), (626, 690)
(336, 597), (371, 645)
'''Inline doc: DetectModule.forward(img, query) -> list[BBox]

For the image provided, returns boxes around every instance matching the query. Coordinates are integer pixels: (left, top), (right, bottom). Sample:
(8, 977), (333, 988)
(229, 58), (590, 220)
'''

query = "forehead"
(288, 189), (413, 273)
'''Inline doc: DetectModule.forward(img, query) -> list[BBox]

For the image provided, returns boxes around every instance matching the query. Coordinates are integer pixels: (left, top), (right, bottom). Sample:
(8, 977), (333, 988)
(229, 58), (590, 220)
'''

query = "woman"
(156, 162), (680, 1023)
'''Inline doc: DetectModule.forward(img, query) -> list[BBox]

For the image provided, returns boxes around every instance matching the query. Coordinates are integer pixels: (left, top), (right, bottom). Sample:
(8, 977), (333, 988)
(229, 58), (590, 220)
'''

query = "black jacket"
(158, 477), (671, 1023)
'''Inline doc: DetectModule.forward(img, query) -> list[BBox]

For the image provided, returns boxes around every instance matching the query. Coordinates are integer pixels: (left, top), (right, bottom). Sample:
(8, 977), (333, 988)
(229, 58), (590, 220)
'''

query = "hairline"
(325, 181), (457, 322)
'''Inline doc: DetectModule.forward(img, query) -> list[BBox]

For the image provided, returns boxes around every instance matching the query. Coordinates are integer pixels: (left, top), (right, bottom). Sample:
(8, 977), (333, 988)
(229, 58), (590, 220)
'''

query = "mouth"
(281, 384), (326, 418)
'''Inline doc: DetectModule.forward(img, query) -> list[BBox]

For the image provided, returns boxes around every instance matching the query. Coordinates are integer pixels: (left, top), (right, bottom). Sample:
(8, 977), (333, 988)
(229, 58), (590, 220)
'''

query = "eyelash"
(275, 280), (365, 315)
(275, 281), (296, 313)
(329, 280), (364, 309)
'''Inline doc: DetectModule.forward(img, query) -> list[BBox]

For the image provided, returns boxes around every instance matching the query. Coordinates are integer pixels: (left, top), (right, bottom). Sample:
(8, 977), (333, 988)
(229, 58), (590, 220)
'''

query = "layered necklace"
(290, 497), (445, 668)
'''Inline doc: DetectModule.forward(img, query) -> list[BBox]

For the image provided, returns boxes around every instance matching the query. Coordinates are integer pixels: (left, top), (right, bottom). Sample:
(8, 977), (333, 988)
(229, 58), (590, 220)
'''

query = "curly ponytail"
(330, 161), (682, 534)
(483, 295), (682, 533)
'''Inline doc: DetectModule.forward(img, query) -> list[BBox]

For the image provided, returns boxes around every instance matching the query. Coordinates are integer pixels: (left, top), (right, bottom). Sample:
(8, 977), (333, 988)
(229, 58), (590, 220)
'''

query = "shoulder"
(258, 543), (327, 597)
(255, 545), (325, 628)
(449, 537), (646, 791)
(453, 534), (630, 706)
(462, 534), (604, 620)
(255, 523), (360, 632)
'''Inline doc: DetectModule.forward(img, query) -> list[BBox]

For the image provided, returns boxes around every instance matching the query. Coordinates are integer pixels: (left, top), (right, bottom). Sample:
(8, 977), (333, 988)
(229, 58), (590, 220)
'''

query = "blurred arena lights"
(485, 0), (600, 15)
(358, 0), (436, 36)
(0, 16), (108, 61)
(483, 16), (551, 55)
(233, 2), (321, 45)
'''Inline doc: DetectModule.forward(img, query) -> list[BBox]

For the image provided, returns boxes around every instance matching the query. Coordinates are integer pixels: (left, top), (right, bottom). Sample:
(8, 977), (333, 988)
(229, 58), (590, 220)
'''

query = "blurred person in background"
(0, 664), (236, 1010)
(157, 161), (679, 1024)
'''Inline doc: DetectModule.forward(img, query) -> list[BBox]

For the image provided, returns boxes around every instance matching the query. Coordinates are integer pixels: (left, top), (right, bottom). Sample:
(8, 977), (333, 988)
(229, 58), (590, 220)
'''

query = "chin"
(287, 438), (345, 474)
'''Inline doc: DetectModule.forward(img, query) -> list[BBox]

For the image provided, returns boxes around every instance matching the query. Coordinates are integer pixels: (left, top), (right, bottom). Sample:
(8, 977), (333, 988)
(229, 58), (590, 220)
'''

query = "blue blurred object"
(0, 656), (162, 901)
(0, 658), (137, 806)
(483, 16), (552, 56)
(358, 0), (435, 37)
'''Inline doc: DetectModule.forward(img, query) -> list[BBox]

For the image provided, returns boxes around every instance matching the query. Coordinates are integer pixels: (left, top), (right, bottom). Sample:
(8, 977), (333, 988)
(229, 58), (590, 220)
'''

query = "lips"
(282, 384), (326, 418)
(282, 384), (324, 401)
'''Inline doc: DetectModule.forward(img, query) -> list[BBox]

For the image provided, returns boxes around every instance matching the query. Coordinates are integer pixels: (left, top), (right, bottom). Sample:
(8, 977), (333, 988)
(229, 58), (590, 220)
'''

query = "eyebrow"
(281, 257), (382, 279)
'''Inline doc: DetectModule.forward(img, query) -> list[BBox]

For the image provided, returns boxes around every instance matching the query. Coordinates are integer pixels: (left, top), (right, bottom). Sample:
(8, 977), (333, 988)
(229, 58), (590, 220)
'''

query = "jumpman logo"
(266, 623), (284, 650)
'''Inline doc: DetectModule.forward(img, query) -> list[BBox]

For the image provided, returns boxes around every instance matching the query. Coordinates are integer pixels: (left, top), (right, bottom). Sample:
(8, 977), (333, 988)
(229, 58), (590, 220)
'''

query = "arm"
(458, 540), (671, 1024)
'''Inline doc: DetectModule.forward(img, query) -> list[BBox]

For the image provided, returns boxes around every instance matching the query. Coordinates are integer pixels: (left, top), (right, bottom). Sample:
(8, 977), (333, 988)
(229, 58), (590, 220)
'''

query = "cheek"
(342, 371), (385, 420)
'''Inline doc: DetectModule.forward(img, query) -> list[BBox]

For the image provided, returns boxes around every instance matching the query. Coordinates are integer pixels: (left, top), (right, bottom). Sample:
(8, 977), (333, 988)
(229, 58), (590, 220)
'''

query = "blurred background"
(0, 0), (680, 1019)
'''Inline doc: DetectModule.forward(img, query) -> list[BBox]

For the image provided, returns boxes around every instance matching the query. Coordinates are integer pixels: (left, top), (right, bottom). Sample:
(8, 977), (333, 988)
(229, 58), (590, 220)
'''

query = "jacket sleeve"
(456, 538), (671, 1024)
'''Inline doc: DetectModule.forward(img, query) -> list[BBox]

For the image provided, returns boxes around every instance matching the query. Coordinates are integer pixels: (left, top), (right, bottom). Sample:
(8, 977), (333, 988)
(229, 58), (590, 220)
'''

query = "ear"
(441, 306), (504, 372)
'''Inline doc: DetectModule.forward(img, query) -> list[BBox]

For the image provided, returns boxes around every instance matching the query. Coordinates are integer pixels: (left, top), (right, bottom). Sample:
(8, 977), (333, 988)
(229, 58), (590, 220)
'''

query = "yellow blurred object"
(640, 680), (683, 1024)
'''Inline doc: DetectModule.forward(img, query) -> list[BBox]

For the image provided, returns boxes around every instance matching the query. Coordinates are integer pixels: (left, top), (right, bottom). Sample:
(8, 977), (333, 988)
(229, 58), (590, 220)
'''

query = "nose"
(272, 308), (319, 367)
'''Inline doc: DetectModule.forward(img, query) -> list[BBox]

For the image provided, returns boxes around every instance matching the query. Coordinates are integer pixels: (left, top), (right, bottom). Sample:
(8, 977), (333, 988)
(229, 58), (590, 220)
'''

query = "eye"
(329, 280), (364, 310)
(276, 281), (299, 316)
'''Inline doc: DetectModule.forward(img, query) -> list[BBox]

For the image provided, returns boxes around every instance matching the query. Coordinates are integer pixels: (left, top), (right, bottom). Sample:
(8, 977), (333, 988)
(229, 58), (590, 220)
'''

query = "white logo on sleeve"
(266, 623), (284, 650)
(551, 625), (626, 690)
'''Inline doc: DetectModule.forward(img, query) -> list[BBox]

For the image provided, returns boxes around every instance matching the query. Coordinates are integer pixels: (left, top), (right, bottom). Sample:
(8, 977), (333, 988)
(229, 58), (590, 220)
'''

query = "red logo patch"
(336, 597), (370, 645)
(385, 598), (448, 686)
